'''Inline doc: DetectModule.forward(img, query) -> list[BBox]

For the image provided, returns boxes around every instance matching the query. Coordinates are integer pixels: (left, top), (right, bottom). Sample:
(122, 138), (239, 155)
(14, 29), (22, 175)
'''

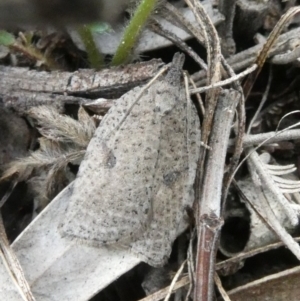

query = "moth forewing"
(60, 84), (162, 245)
(130, 67), (200, 267)
(60, 53), (201, 267)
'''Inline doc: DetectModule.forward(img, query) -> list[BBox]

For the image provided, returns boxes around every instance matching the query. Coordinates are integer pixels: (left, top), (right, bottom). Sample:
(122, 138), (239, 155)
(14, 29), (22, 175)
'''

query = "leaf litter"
(2, 1), (298, 298)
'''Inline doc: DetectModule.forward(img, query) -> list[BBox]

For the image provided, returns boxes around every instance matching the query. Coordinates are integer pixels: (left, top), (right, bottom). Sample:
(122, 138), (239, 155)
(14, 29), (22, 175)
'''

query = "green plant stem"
(111, 0), (158, 66)
(78, 25), (104, 69)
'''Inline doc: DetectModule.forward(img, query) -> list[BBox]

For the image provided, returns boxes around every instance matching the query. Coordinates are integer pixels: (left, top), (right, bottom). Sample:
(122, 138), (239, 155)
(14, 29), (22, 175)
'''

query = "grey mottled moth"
(60, 53), (201, 267)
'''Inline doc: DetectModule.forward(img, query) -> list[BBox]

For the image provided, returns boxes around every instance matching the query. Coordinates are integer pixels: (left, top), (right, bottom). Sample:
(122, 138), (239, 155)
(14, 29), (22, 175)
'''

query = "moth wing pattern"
(129, 68), (201, 266)
(61, 84), (164, 245)
(60, 53), (201, 267)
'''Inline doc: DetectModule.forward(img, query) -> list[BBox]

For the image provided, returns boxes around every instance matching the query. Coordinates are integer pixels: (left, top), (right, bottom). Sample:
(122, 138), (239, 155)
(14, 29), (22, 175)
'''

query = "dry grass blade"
(138, 276), (189, 301)
(216, 233), (300, 273)
(189, 64), (256, 94)
(181, 4), (238, 301)
(163, 261), (186, 301)
(0, 215), (36, 301)
(214, 273), (232, 301)
(184, 0), (222, 149)
(226, 265), (300, 300)
(243, 6), (300, 99)
(163, 2), (207, 51)
(149, 19), (207, 70)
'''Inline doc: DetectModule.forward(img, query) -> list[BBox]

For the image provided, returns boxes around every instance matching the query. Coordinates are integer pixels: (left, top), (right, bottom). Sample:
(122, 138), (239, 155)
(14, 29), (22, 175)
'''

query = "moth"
(60, 53), (201, 267)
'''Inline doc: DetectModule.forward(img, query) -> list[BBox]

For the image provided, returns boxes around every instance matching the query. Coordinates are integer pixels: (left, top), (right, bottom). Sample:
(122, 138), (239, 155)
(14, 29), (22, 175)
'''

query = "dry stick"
(219, 56), (246, 207)
(269, 42), (300, 64)
(184, 0), (222, 184)
(163, 261), (186, 301)
(189, 64), (257, 94)
(163, 2), (207, 57)
(216, 235), (300, 272)
(0, 214), (36, 301)
(205, 5), (247, 208)
(164, 3), (243, 299)
(214, 273), (232, 301)
(185, 229), (196, 301)
(176, 0), (245, 205)
(191, 26), (300, 86)
(0, 58), (164, 100)
(148, 19), (207, 70)
(182, 2), (228, 301)
(183, 1), (246, 298)
(189, 76), (205, 117)
(190, 0), (245, 262)
(243, 6), (300, 99)
(236, 129), (300, 148)
(223, 8), (300, 227)
(138, 276), (190, 301)
(195, 89), (240, 301)
(138, 236), (300, 301)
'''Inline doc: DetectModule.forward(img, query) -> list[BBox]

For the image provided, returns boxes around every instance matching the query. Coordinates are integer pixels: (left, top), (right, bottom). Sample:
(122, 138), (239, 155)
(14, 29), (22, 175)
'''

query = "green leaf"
(0, 30), (15, 46)
(111, 0), (158, 66)
(77, 25), (104, 69)
(87, 22), (111, 34)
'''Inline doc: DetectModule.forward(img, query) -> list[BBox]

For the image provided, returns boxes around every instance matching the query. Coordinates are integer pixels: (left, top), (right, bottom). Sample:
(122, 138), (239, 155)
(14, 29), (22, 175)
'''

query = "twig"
(189, 64), (257, 94)
(214, 273), (232, 301)
(191, 27), (300, 86)
(243, 6), (300, 99)
(185, 229), (196, 301)
(182, 2), (230, 300)
(195, 89), (240, 301)
(137, 234), (300, 301)
(230, 129), (300, 148)
(269, 43), (300, 64)
(163, 2), (207, 58)
(219, 56), (246, 207)
(0, 59), (164, 113)
(216, 235), (300, 272)
(163, 261), (186, 301)
(189, 75), (205, 113)
(138, 276), (189, 301)
(184, 0), (222, 185)
(149, 19), (207, 70)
